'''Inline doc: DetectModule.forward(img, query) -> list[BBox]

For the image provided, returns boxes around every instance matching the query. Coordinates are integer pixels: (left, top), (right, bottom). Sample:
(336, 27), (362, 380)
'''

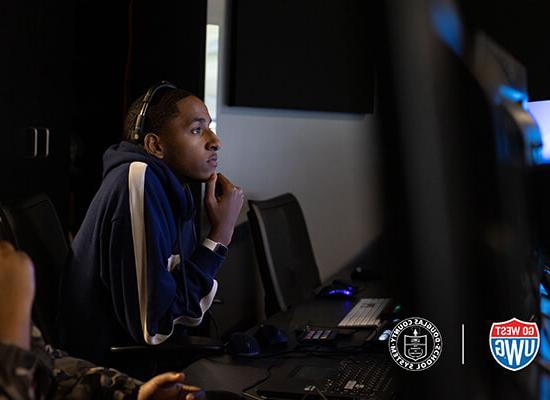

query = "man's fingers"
(0, 241), (15, 254)
(185, 390), (205, 400)
(217, 173), (233, 187)
(205, 173), (218, 201)
(181, 384), (201, 392)
(215, 174), (244, 198)
(150, 372), (186, 387)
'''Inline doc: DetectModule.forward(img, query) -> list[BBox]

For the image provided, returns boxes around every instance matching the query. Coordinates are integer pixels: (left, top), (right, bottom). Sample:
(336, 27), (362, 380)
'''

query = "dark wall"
(72, 0), (207, 232)
(70, 0), (129, 231)
(0, 0), (207, 233)
(0, 1), (75, 226)
(128, 1), (206, 99)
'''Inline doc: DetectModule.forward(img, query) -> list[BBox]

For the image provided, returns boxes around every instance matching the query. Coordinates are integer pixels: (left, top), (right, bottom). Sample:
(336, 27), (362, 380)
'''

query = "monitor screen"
(526, 100), (550, 162)
(227, 0), (375, 113)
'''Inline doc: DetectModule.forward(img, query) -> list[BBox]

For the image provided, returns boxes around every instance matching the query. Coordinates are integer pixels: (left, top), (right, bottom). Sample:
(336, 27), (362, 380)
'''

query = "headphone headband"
(131, 80), (177, 142)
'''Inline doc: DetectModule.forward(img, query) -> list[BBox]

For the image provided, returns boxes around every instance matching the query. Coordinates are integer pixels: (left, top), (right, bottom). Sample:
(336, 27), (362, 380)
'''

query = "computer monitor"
(526, 101), (550, 163)
(524, 101), (550, 265)
(376, 1), (540, 398)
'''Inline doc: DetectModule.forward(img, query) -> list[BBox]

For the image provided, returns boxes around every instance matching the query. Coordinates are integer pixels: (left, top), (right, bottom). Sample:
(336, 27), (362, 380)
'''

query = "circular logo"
(388, 317), (443, 371)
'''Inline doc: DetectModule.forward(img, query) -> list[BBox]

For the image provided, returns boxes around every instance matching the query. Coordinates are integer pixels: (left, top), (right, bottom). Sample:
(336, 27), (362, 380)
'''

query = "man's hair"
(124, 88), (193, 143)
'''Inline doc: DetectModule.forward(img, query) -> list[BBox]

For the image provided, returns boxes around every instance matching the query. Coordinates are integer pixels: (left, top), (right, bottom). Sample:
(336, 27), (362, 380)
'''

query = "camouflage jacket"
(0, 326), (142, 400)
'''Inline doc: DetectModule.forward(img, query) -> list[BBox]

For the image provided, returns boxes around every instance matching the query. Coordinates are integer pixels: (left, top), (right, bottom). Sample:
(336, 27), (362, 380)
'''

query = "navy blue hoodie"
(59, 142), (223, 363)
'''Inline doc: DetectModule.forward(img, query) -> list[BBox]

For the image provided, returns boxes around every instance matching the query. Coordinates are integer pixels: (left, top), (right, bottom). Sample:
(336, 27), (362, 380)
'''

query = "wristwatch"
(202, 238), (228, 257)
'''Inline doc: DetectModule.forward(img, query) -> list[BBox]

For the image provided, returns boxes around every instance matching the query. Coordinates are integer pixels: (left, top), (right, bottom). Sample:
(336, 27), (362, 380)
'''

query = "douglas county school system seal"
(388, 317), (443, 371)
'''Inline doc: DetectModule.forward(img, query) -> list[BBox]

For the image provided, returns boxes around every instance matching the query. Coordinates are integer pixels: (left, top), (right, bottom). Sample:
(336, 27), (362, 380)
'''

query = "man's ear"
(143, 133), (165, 159)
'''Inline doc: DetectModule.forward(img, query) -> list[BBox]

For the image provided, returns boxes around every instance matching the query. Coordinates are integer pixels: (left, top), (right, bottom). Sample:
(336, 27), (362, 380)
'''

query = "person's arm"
(204, 173), (245, 247)
(105, 163), (242, 345)
(53, 354), (202, 400)
(48, 333), (203, 400)
(0, 242), (34, 350)
(0, 240), (203, 400)
(1, 326), (203, 400)
(0, 242), (53, 400)
(147, 172), (244, 339)
(0, 341), (54, 400)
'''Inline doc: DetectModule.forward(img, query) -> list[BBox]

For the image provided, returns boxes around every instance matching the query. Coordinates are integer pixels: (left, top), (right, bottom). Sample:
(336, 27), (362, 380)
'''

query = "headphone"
(130, 80), (177, 143)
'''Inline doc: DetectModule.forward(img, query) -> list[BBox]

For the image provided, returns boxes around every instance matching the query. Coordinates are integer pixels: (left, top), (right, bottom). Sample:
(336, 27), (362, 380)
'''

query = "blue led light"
(541, 283), (549, 297)
(498, 85), (528, 103)
(327, 289), (353, 297)
(539, 279), (550, 367)
(430, 2), (463, 55)
(540, 303), (550, 360)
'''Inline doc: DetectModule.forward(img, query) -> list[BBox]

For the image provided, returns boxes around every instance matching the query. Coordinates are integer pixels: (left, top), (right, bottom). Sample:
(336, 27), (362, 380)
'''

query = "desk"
(185, 283), (394, 397)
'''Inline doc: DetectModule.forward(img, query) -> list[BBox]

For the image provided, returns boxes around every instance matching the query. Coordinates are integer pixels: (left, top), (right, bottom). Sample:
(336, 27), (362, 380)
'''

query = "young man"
(60, 84), (244, 364)
(0, 240), (204, 400)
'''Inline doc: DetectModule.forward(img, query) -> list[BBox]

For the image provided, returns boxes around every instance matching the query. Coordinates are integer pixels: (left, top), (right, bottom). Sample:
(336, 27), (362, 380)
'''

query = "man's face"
(160, 96), (220, 182)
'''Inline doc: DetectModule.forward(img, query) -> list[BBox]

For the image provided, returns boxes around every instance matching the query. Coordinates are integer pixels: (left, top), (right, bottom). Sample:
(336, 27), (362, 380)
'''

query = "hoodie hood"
(103, 141), (157, 178)
(103, 141), (195, 219)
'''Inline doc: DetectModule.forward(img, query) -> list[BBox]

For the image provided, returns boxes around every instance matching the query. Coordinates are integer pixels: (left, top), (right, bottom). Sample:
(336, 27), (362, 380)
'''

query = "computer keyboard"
(337, 298), (391, 328)
(319, 356), (393, 398)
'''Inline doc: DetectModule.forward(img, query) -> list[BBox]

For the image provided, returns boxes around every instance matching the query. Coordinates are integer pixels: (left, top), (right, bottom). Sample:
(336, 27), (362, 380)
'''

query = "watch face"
(214, 243), (228, 257)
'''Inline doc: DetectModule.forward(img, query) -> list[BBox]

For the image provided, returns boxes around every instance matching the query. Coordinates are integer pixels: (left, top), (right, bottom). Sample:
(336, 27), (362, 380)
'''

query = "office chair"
(0, 193), (222, 380)
(0, 194), (69, 347)
(247, 193), (321, 316)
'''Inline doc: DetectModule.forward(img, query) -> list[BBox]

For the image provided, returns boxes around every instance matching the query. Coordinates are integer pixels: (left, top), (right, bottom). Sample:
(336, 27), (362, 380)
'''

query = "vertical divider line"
(461, 323), (465, 365)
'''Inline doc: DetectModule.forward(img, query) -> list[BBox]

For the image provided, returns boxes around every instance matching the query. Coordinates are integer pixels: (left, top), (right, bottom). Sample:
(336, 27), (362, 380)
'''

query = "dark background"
(3, 0), (550, 233)
(0, 0), (207, 234)
(1, 1), (550, 396)
(459, 0), (550, 101)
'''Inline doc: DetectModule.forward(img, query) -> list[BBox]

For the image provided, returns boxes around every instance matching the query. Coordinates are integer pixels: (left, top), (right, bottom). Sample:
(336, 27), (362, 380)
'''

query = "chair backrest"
(0, 194), (69, 346)
(208, 221), (265, 337)
(247, 193), (321, 316)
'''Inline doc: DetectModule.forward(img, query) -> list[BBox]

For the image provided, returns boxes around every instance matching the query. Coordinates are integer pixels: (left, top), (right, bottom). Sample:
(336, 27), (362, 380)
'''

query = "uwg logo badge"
(489, 318), (539, 371)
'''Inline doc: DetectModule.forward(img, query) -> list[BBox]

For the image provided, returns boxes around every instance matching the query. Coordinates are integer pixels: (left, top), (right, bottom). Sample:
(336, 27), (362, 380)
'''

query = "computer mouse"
(254, 324), (289, 349)
(205, 390), (244, 400)
(226, 332), (260, 357)
(317, 281), (356, 299)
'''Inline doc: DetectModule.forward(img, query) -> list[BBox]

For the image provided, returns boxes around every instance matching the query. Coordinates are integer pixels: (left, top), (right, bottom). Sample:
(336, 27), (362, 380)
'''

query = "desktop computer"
(377, 1), (541, 398)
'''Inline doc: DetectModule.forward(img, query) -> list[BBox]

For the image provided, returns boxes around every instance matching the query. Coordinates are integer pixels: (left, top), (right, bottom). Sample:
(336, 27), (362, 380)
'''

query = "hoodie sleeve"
(111, 161), (222, 346)
(0, 342), (53, 400)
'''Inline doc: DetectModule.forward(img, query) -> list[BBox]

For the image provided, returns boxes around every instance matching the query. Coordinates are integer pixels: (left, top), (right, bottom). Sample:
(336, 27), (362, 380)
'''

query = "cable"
(298, 387), (329, 400)
(241, 361), (279, 394)
(314, 387), (329, 400)
(241, 392), (264, 400)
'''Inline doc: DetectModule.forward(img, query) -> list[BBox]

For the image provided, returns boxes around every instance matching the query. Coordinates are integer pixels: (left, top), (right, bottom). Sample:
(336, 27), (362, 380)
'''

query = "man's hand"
(138, 372), (204, 400)
(0, 241), (35, 350)
(204, 173), (244, 246)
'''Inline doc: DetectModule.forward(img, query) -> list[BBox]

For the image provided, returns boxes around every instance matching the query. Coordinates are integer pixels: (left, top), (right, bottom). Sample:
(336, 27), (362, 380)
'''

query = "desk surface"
(185, 283), (392, 395)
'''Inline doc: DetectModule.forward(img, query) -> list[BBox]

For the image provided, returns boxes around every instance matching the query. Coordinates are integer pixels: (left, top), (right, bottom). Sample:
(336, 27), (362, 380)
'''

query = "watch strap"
(202, 238), (228, 257)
